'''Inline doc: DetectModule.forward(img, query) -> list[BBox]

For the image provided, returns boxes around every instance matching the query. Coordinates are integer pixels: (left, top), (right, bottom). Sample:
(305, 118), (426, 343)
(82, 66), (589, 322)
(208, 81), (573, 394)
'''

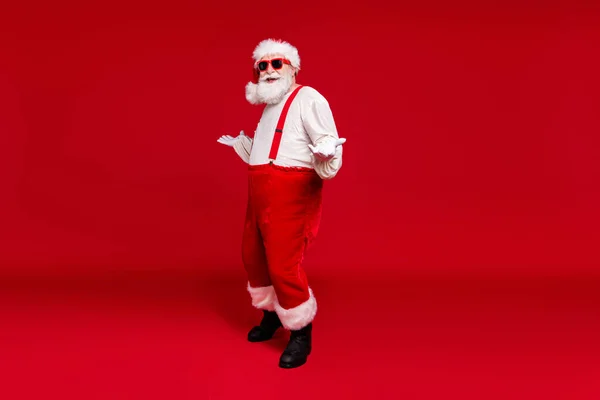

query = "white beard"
(245, 72), (293, 105)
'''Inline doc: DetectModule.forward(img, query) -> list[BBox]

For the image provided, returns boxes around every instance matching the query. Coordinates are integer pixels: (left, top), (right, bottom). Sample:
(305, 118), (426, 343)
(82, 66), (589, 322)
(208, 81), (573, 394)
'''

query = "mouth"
(265, 77), (279, 83)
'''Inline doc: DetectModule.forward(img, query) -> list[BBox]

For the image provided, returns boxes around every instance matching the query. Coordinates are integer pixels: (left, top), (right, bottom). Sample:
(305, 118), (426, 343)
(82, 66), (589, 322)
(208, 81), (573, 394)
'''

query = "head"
(245, 39), (301, 105)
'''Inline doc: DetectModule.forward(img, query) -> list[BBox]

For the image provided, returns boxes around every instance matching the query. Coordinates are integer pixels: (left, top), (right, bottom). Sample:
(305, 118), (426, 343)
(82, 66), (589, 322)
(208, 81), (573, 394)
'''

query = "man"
(217, 38), (346, 368)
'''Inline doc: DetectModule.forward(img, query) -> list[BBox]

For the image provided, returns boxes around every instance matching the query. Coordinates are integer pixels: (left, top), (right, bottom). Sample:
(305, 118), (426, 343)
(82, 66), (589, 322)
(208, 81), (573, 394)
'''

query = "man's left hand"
(308, 138), (346, 161)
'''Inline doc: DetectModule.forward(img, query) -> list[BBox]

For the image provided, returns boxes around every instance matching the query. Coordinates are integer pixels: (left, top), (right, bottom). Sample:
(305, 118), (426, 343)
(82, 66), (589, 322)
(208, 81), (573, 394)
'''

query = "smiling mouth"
(265, 77), (279, 83)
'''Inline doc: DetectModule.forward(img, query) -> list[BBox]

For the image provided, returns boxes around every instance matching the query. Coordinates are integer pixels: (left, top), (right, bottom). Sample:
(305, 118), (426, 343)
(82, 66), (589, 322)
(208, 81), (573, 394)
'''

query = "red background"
(1, 1), (600, 399)
(1, 1), (600, 275)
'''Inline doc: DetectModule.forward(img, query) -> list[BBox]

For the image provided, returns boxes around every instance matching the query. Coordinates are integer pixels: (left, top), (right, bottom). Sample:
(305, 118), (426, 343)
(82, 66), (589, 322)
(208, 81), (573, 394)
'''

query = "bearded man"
(217, 38), (346, 369)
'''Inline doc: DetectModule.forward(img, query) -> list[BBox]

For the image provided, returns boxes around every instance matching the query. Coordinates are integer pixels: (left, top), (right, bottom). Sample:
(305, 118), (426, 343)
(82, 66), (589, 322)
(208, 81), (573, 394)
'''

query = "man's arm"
(303, 97), (346, 180)
(217, 130), (253, 164)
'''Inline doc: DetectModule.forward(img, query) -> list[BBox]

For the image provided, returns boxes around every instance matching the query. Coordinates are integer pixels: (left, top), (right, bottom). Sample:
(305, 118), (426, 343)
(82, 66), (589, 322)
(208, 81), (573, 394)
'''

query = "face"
(246, 53), (297, 105)
(256, 54), (296, 85)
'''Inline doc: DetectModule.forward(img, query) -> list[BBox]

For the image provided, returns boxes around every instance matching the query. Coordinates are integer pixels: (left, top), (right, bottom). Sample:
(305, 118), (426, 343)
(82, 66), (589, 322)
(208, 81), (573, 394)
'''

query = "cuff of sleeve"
(313, 145), (343, 180)
(233, 136), (253, 164)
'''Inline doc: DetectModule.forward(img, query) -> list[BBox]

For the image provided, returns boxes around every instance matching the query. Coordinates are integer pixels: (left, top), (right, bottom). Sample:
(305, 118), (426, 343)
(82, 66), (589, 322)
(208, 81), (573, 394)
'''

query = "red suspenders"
(268, 85), (303, 161)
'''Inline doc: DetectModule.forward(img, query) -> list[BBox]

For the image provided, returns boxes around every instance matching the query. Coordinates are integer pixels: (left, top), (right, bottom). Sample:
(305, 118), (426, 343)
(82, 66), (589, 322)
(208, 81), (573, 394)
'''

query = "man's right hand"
(217, 130), (246, 147)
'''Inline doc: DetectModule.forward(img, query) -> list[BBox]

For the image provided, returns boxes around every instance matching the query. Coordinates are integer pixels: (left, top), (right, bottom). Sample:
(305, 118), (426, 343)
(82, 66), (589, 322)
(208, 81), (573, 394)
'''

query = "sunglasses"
(255, 58), (291, 71)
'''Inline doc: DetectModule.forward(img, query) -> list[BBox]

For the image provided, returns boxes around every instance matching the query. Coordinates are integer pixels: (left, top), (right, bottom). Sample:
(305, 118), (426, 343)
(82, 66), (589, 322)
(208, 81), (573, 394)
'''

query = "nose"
(266, 62), (275, 73)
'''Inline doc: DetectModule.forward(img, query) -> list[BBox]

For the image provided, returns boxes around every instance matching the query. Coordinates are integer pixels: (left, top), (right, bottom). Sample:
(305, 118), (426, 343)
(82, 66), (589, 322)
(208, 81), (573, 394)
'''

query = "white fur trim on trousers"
(274, 288), (317, 331)
(247, 283), (276, 311)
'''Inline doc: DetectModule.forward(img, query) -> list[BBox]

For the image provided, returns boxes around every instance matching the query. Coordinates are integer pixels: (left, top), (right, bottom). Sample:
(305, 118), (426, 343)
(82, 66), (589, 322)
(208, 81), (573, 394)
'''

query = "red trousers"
(242, 163), (322, 330)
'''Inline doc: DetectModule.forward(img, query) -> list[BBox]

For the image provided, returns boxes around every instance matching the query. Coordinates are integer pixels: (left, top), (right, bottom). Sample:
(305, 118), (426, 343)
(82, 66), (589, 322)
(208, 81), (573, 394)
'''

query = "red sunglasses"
(255, 58), (291, 71)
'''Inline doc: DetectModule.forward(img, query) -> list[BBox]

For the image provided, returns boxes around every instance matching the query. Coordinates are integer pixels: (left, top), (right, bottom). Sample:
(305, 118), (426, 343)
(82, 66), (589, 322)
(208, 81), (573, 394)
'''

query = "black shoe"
(247, 310), (282, 342)
(279, 323), (312, 368)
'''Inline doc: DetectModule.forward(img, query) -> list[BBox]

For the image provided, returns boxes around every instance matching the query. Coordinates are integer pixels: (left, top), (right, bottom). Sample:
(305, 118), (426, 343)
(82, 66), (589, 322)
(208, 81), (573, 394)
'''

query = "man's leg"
(261, 170), (323, 368)
(267, 235), (317, 330)
(264, 214), (319, 368)
(242, 200), (282, 341)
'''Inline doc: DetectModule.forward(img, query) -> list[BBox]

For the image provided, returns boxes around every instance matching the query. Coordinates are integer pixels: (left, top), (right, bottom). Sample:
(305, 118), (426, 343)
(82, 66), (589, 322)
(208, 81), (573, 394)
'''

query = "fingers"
(308, 143), (337, 161)
(217, 133), (239, 145)
(335, 138), (346, 146)
(308, 144), (330, 154)
(217, 131), (247, 146)
(217, 136), (236, 146)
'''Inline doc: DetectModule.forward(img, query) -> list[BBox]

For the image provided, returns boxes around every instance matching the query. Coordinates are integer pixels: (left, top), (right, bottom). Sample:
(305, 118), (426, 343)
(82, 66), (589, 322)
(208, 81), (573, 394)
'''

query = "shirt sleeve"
(303, 97), (343, 180)
(232, 135), (253, 164)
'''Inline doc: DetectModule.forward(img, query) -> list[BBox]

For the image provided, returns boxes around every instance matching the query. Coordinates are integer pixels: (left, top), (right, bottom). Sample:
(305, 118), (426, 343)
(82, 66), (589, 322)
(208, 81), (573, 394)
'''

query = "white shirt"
(233, 86), (343, 180)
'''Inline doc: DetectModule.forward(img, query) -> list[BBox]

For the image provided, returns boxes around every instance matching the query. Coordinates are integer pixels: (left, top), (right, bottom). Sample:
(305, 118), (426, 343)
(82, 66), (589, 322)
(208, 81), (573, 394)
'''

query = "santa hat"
(252, 38), (301, 70)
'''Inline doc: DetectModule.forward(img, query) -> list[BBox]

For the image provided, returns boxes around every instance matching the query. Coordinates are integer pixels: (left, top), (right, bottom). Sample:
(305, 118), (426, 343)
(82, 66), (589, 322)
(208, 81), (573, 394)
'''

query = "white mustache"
(260, 73), (281, 82)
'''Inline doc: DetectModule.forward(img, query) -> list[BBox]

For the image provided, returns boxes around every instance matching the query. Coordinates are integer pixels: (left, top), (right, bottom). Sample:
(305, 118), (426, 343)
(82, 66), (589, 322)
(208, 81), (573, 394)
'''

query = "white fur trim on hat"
(253, 38), (301, 69)
(247, 283), (277, 311)
(274, 288), (317, 330)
